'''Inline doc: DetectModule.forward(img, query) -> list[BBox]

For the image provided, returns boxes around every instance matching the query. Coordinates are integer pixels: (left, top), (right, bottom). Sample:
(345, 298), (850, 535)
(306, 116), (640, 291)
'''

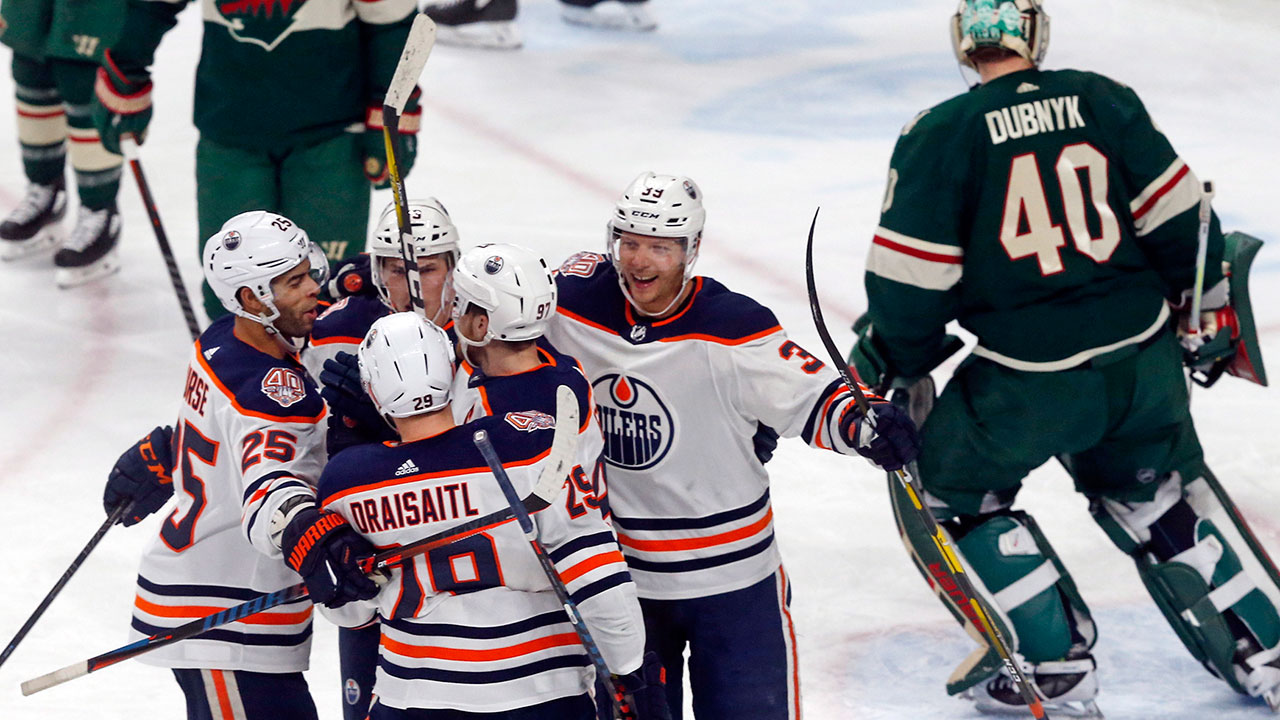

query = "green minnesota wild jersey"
(109, 0), (415, 152)
(866, 68), (1224, 376)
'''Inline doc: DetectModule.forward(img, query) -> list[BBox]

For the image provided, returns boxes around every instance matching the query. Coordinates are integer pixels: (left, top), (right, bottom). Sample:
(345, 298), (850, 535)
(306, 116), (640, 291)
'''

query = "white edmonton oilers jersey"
(300, 294), (390, 382)
(545, 253), (872, 600)
(131, 315), (327, 672)
(316, 377), (641, 713)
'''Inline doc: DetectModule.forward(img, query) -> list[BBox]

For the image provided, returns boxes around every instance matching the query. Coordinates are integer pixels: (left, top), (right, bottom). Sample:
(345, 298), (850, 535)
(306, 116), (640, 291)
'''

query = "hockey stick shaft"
(0, 504), (128, 671)
(1188, 180), (1215, 333)
(804, 208), (1048, 720)
(473, 429), (625, 720)
(382, 14), (436, 319)
(120, 135), (201, 342)
(25, 390), (580, 695)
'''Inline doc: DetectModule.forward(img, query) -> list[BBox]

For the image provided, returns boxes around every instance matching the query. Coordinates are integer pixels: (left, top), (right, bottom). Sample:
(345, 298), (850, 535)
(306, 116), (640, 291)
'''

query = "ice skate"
(54, 203), (121, 288)
(559, 0), (656, 31)
(967, 649), (1103, 719)
(425, 0), (521, 50)
(0, 180), (67, 261)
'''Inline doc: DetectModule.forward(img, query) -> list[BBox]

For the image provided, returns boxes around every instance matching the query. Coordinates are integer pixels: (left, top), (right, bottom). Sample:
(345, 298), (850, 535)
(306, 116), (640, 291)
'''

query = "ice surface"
(1, 1), (1277, 717)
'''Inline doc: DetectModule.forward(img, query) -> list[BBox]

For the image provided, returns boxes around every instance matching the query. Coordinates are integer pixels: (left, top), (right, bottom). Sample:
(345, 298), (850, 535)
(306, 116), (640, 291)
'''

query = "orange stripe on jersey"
(134, 595), (313, 625)
(559, 550), (627, 584)
(557, 308), (619, 337)
(193, 340), (326, 424)
(618, 509), (774, 553)
(381, 632), (581, 661)
(659, 325), (782, 346)
(624, 278), (704, 328)
(210, 670), (235, 720)
(323, 447), (552, 506)
(309, 335), (363, 346)
(813, 386), (851, 451)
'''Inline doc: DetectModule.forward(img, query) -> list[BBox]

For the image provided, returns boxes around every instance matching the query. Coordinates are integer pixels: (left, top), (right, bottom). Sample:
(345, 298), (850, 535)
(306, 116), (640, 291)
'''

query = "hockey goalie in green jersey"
(855, 1), (1280, 716)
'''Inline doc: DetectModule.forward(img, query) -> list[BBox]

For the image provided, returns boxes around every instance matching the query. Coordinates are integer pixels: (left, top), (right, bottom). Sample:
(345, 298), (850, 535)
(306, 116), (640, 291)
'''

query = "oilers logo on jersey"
(592, 372), (673, 471)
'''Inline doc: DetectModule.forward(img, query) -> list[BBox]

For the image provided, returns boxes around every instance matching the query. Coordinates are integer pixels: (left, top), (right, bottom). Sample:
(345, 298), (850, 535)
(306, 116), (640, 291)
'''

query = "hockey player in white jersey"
(301, 198), (463, 720)
(100, 211), (382, 720)
(316, 311), (669, 719)
(543, 172), (922, 719)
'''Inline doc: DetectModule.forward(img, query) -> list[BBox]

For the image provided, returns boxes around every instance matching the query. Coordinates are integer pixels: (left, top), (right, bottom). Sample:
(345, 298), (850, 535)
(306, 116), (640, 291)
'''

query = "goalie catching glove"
(280, 503), (382, 608)
(103, 425), (175, 526)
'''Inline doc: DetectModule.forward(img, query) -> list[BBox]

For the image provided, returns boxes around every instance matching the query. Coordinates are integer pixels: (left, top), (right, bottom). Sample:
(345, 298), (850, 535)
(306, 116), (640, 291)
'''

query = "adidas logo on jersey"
(395, 459), (419, 476)
(203, 346), (220, 360)
(1016, 82), (1040, 94)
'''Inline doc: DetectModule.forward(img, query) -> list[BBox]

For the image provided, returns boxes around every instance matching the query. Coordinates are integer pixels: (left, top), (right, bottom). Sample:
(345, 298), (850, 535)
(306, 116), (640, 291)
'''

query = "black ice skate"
(967, 647), (1103, 718)
(0, 179), (67, 261)
(560, 0), (656, 31)
(425, 0), (521, 50)
(54, 203), (121, 288)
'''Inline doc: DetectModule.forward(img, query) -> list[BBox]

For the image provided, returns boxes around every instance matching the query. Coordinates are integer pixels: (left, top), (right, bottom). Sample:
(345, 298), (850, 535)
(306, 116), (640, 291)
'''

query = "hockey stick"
(804, 208), (1049, 720)
(1188, 180), (1216, 334)
(472, 387), (625, 719)
(0, 503), (129, 671)
(120, 135), (201, 341)
(22, 405), (580, 696)
(382, 14), (436, 319)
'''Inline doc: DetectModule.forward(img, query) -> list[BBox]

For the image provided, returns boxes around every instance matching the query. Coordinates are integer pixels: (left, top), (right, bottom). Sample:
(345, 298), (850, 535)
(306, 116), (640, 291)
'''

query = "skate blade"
(561, 4), (657, 31)
(1265, 686), (1279, 713)
(0, 226), (61, 261)
(55, 251), (121, 288)
(435, 21), (522, 49)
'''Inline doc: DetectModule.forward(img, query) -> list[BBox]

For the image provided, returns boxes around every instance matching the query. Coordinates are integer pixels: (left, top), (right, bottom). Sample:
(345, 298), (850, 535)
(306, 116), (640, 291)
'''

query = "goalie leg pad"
(1092, 471), (1280, 697)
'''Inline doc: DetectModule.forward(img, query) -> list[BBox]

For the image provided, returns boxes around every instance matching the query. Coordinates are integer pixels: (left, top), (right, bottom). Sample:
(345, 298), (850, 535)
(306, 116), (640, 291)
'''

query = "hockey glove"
(326, 253), (375, 300)
(281, 506), (381, 608)
(1173, 277), (1239, 380)
(104, 426), (175, 526)
(752, 422), (779, 465)
(363, 86), (422, 189)
(320, 351), (398, 453)
(92, 50), (153, 156)
(840, 401), (920, 472)
(611, 651), (672, 720)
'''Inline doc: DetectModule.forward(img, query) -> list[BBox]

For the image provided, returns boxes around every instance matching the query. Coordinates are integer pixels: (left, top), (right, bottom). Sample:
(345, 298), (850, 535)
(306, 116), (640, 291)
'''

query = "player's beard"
(273, 303), (317, 340)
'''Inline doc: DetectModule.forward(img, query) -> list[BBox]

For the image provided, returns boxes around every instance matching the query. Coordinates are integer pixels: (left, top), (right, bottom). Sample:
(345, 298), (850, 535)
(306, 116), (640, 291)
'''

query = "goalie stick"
(803, 208), (1050, 720)
(0, 504), (128, 670)
(121, 135), (201, 341)
(382, 13), (436, 319)
(22, 394), (580, 696)
(472, 386), (627, 720)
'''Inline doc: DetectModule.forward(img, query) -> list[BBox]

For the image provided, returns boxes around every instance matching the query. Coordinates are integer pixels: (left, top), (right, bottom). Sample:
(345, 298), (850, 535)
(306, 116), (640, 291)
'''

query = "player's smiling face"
(616, 231), (688, 316)
(269, 260), (321, 338)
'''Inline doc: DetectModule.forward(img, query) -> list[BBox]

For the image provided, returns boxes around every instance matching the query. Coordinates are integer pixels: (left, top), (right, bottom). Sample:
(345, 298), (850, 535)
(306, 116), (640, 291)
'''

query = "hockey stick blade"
(804, 208), (1050, 720)
(22, 391), (580, 694)
(385, 14), (436, 113)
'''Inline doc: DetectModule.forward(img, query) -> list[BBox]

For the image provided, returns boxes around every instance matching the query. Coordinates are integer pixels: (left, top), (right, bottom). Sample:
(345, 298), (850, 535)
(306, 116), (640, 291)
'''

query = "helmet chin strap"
(619, 276), (690, 319)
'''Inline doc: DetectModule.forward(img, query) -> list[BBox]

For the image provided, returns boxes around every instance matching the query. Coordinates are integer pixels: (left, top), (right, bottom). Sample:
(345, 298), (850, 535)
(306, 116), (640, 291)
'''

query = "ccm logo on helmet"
(630, 211), (660, 219)
(592, 373), (674, 471)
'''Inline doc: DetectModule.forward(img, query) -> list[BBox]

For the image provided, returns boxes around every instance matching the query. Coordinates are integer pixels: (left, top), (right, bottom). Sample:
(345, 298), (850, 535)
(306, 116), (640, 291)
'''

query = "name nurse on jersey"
(985, 94), (1085, 144)
(593, 373), (674, 471)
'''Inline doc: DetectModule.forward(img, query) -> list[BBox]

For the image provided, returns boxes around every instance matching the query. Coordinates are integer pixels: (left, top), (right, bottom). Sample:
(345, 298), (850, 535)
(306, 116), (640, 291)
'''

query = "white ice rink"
(2, 1), (1279, 717)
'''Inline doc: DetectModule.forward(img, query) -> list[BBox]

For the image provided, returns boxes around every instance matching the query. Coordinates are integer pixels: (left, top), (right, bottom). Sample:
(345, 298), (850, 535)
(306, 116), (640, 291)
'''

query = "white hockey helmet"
(367, 198), (462, 312)
(358, 312), (456, 420)
(951, 0), (1050, 70)
(451, 243), (557, 346)
(607, 172), (705, 316)
(203, 210), (328, 332)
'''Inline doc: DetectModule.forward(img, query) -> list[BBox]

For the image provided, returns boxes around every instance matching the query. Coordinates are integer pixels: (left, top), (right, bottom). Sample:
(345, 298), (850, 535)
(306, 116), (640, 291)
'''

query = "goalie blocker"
(1183, 232), (1268, 388)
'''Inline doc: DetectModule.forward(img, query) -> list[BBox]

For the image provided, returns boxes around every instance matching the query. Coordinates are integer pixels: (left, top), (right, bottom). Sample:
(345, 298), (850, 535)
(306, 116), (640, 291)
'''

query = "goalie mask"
(607, 172), (706, 317)
(368, 198), (462, 321)
(358, 312), (455, 421)
(951, 0), (1050, 70)
(203, 210), (328, 342)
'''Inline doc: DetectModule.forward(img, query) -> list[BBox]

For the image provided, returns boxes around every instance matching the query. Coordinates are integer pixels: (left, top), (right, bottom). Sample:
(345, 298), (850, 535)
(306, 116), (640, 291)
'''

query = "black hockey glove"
(840, 401), (920, 472)
(281, 506), (381, 608)
(320, 351), (397, 452)
(611, 652), (672, 720)
(104, 425), (175, 526)
(326, 253), (375, 300)
(752, 423), (779, 465)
